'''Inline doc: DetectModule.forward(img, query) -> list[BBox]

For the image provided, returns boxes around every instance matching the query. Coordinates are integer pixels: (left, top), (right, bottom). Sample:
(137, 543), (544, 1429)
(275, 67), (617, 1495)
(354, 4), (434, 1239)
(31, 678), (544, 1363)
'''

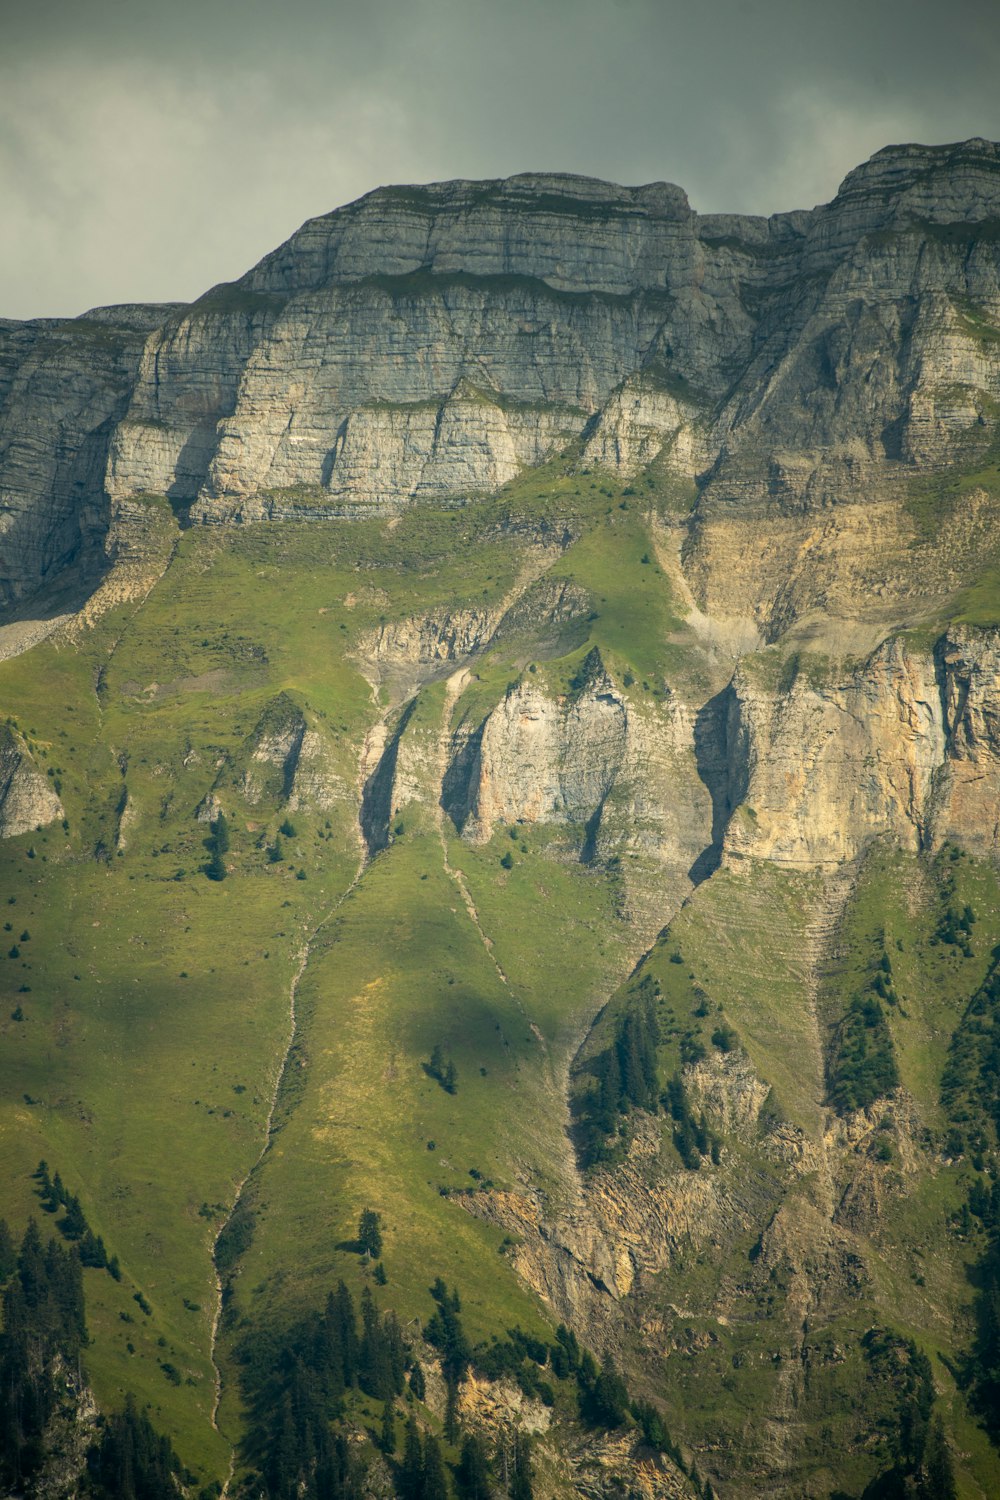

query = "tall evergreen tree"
(0, 1219), (15, 1282)
(358, 1208), (383, 1260)
(455, 1433), (492, 1500)
(510, 1430), (534, 1500)
(399, 1416), (424, 1500)
(921, 1416), (957, 1500)
(423, 1434), (449, 1500)
(380, 1397), (396, 1455)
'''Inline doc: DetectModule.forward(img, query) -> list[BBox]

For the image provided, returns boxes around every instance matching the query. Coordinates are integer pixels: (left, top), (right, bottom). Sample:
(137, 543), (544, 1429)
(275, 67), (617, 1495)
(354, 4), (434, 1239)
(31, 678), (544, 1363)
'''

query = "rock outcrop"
(580, 370), (707, 478)
(0, 724), (63, 838)
(209, 693), (345, 817)
(343, 617), (1000, 894)
(444, 651), (702, 869)
(933, 626), (1000, 850)
(0, 306), (179, 608)
(704, 628), (1000, 868)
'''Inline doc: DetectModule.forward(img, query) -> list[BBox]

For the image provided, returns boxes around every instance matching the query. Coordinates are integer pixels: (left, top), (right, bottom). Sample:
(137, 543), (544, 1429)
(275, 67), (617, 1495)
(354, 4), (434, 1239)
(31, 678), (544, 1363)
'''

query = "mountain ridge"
(2, 136), (999, 614)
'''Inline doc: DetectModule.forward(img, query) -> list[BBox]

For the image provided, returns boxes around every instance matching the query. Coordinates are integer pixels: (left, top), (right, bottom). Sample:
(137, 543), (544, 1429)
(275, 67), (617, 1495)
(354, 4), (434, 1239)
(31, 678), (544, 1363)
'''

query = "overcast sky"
(2, 0), (998, 319)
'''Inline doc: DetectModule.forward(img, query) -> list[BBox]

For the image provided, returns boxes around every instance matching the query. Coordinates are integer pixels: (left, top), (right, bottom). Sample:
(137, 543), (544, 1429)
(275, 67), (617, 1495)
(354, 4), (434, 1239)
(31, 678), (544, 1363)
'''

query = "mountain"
(0, 139), (999, 1499)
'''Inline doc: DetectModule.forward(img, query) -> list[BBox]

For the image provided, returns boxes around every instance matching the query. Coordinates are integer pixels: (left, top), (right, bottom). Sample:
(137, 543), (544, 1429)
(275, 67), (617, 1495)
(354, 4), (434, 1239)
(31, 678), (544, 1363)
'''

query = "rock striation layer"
(3, 141), (1000, 606)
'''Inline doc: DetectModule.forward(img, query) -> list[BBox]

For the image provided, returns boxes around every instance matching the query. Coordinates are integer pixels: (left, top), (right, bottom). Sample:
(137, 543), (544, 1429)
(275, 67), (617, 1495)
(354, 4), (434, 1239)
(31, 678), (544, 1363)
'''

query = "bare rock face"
(316, 383), (583, 517)
(444, 650), (706, 875)
(0, 306), (172, 608)
(237, 695), (307, 805)
(4, 141), (1000, 607)
(720, 641), (946, 867)
(355, 605), (502, 693)
(933, 625), (1000, 851)
(580, 371), (707, 478)
(204, 694), (345, 817)
(352, 614), (1000, 898)
(0, 724), (63, 838)
(683, 627), (1000, 869)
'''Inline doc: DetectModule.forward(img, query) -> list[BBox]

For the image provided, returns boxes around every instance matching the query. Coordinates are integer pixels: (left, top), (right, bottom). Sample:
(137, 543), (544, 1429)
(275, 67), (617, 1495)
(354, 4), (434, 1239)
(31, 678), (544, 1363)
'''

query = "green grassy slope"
(2, 449), (1000, 1496)
(0, 463), (690, 1485)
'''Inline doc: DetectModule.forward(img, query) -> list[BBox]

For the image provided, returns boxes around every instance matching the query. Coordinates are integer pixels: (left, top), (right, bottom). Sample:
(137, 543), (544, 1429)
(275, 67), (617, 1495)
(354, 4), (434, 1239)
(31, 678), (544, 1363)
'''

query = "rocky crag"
(3, 138), (999, 610)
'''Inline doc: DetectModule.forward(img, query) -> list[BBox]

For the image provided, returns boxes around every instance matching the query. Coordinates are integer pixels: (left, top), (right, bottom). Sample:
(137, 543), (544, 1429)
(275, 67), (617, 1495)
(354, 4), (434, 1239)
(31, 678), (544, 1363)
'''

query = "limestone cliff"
(709, 628), (1000, 868)
(0, 723), (63, 838)
(3, 140), (999, 609)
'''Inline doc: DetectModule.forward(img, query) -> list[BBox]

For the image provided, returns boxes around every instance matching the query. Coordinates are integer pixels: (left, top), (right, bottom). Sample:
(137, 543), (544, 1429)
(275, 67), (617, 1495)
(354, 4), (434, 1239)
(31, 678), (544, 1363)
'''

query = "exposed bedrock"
(0, 724), (64, 838)
(3, 141), (1000, 605)
(347, 620), (1000, 891)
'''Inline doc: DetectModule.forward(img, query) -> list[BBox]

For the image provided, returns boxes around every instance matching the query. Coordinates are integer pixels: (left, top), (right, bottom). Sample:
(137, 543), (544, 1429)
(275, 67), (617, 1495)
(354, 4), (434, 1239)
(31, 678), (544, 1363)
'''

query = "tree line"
(33, 1160), (121, 1279)
(233, 1267), (698, 1500)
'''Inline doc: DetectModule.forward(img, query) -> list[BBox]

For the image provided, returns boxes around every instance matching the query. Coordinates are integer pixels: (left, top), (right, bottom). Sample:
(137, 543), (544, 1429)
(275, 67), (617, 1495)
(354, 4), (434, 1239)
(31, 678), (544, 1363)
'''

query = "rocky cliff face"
(442, 650), (707, 907)
(708, 628), (1000, 868)
(340, 610), (1000, 904)
(3, 140), (999, 608)
(0, 305), (174, 607)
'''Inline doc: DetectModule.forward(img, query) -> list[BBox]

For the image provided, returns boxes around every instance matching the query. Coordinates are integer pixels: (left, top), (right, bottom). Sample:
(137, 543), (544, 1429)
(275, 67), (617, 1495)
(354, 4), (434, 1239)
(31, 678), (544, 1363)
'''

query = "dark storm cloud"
(2, 0), (998, 317)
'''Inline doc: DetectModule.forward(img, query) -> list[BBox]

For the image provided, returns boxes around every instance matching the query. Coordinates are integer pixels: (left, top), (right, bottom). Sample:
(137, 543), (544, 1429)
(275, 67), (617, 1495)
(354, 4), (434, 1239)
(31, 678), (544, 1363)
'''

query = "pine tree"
(921, 1416), (957, 1500)
(358, 1207), (383, 1259)
(423, 1433), (449, 1500)
(399, 1416), (424, 1500)
(80, 1230), (107, 1268)
(332, 1279), (359, 1387)
(380, 1397), (397, 1455)
(444, 1380), (460, 1444)
(456, 1433), (492, 1500)
(510, 1429), (534, 1500)
(0, 1219), (15, 1281)
(59, 1194), (88, 1241)
(205, 812), (229, 881)
(588, 1358), (629, 1428)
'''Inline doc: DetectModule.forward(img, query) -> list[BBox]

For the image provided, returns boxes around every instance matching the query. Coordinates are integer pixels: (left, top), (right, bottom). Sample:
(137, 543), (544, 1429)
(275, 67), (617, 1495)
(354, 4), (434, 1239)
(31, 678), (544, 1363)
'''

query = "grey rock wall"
(4, 140), (999, 605)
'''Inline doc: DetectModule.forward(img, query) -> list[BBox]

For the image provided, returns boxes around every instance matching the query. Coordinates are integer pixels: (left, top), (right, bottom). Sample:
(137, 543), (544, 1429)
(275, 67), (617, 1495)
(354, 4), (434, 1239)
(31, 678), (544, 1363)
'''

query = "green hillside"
(1, 456), (999, 1498)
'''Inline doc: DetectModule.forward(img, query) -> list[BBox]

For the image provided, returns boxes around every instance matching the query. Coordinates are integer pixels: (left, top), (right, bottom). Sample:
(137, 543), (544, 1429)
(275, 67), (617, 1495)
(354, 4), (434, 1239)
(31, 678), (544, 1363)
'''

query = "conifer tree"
(456, 1433), (492, 1500)
(399, 1416), (424, 1500)
(380, 1397), (397, 1455)
(423, 1433), (449, 1500)
(510, 1430), (534, 1500)
(0, 1219), (15, 1281)
(358, 1207), (383, 1259)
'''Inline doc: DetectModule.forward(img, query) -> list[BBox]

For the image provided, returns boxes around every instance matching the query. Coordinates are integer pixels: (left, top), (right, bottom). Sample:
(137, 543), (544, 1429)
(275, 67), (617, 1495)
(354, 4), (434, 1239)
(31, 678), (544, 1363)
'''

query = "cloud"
(2, 0), (998, 318)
